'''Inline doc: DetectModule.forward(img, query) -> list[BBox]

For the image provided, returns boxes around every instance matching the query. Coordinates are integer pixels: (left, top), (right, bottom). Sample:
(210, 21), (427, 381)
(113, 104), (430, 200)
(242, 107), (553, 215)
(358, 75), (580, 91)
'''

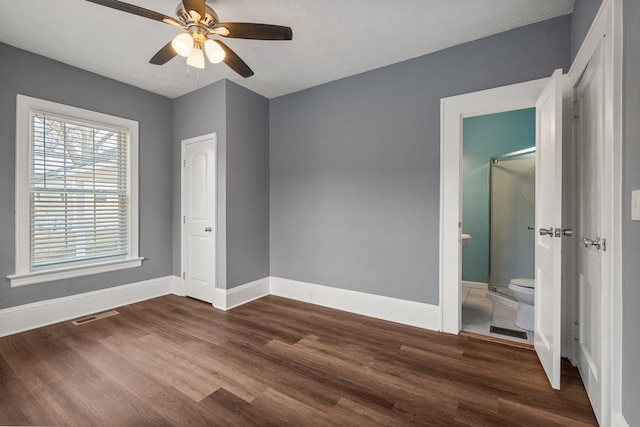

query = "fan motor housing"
(175, 2), (219, 28)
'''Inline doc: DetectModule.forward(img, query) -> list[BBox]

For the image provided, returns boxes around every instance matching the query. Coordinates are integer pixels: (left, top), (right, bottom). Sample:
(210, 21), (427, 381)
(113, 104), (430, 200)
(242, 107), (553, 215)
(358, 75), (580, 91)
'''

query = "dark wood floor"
(0, 294), (597, 426)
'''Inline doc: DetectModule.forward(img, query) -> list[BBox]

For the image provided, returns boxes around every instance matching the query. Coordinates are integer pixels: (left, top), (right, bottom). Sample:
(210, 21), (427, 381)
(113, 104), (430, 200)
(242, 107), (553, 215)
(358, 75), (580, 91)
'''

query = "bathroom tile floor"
(462, 285), (533, 345)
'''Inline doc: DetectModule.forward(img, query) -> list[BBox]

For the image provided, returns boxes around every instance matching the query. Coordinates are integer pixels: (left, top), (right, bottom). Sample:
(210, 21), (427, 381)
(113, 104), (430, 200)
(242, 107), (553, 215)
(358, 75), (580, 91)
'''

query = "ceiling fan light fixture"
(172, 33), (194, 57)
(204, 39), (225, 64)
(186, 46), (205, 69)
(84, 0), (293, 78)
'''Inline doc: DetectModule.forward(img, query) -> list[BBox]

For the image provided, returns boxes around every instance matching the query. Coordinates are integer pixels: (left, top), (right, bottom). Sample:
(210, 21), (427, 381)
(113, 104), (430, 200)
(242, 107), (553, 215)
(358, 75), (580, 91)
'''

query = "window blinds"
(30, 113), (129, 269)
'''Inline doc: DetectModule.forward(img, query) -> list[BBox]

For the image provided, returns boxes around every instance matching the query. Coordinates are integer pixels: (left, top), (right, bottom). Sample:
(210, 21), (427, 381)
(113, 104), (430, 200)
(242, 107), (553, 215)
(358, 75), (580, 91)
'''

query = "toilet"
(508, 278), (535, 331)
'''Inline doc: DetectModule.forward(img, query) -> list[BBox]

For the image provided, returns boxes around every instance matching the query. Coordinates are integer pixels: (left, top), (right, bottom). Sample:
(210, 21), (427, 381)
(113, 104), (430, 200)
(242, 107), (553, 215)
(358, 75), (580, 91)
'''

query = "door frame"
(566, 0), (623, 423)
(180, 132), (218, 305)
(439, 0), (623, 422)
(439, 78), (548, 334)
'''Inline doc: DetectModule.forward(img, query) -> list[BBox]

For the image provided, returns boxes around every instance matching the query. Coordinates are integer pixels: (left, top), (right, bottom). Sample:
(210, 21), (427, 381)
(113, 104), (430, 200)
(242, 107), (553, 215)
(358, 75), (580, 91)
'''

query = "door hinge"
(183, 159), (186, 167)
(572, 322), (579, 340)
(182, 272), (186, 280)
(183, 216), (186, 224)
(572, 99), (579, 118)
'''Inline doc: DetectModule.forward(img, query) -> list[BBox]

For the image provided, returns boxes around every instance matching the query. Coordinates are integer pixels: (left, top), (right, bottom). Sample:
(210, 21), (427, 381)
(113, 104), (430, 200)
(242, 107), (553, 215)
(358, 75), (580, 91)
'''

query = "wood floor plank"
(0, 294), (598, 426)
(29, 328), (171, 426)
(497, 398), (597, 426)
(248, 387), (337, 426)
(60, 331), (165, 399)
(454, 400), (512, 427)
(179, 339), (272, 402)
(329, 398), (406, 427)
(99, 333), (220, 402)
(198, 387), (267, 426)
(0, 352), (57, 426)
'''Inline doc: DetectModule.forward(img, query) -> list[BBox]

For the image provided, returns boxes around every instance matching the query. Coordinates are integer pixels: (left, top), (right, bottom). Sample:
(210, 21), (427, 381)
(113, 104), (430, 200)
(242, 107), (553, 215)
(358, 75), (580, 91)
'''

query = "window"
(9, 95), (142, 286)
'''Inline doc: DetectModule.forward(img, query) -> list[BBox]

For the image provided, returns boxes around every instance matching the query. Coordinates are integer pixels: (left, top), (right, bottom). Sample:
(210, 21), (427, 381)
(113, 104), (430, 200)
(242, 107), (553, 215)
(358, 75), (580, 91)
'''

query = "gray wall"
(270, 17), (571, 304)
(171, 80), (228, 289)
(570, 0), (604, 60)
(0, 43), (173, 309)
(622, 0), (640, 422)
(225, 82), (270, 288)
(171, 80), (270, 290)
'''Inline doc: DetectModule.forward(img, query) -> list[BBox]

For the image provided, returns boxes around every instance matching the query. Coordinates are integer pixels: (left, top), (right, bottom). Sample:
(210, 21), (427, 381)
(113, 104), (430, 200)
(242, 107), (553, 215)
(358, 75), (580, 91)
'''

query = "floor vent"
(490, 325), (528, 340)
(71, 310), (119, 325)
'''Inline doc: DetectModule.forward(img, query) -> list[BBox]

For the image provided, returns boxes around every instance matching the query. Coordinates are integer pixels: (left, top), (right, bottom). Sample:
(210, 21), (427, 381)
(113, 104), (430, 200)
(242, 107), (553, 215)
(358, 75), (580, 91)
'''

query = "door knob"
(204, 227), (212, 232)
(539, 227), (554, 237)
(583, 237), (601, 249)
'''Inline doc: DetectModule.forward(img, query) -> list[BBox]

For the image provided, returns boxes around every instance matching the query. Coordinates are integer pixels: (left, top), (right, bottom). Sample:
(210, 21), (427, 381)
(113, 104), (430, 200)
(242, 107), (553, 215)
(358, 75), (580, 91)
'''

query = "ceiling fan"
(85, 0), (293, 77)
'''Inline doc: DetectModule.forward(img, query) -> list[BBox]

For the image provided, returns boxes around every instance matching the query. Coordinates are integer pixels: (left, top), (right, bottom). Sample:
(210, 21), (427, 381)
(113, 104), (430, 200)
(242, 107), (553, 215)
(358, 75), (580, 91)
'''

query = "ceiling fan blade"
(214, 23), (293, 40)
(215, 40), (254, 78)
(182, 0), (206, 21)
(149, 42), (178, 65)
(84, 0), (182, 26)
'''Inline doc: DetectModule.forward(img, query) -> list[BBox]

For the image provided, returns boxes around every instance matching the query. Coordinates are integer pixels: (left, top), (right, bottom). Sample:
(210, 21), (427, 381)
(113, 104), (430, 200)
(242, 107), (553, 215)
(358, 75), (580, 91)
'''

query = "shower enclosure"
(488, 148), (535, 294)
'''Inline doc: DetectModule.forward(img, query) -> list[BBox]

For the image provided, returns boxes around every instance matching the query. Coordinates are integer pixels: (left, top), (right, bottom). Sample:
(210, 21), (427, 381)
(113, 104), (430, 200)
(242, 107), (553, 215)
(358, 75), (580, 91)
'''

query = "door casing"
(439, 78), (548, 335)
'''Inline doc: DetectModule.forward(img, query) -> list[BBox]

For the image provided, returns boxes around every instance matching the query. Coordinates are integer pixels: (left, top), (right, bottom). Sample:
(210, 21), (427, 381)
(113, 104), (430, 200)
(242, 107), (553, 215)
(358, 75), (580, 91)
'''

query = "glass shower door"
(489, 152), (535, 293)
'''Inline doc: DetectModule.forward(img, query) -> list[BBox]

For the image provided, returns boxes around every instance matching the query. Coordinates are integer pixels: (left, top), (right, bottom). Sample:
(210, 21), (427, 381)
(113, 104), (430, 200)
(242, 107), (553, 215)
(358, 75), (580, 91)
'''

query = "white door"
(534, 69), (563, 390)
(576, 39), (605, 423)
(182, 134), (217, 303)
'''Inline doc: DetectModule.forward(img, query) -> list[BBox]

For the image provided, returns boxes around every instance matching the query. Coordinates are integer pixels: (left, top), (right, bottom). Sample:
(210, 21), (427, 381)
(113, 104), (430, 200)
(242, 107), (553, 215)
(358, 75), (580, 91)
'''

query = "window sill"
(8, 257), (145, 287)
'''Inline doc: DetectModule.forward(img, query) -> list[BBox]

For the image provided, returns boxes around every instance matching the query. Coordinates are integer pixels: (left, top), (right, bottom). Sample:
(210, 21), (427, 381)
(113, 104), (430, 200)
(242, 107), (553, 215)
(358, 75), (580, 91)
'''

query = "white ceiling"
(0, 0), (575, 99)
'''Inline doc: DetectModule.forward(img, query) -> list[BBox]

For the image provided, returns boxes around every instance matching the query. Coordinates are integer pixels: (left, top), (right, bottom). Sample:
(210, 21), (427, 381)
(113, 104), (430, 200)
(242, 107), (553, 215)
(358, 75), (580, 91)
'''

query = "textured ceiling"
(0, 0), (574, 99)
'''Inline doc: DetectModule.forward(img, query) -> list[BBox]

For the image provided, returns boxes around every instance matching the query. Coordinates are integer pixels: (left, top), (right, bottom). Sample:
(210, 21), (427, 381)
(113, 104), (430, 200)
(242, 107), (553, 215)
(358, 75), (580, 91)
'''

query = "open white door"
(534, 69), (563, 390)
(182, 134), (217, 304)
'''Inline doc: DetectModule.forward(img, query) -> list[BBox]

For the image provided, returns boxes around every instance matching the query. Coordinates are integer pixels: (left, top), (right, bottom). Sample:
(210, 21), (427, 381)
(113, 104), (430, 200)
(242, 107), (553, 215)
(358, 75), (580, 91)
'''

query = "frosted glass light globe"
(204, 39), (225, 64)
(172, 33), (194, 57)
(186, 48), (205, 69)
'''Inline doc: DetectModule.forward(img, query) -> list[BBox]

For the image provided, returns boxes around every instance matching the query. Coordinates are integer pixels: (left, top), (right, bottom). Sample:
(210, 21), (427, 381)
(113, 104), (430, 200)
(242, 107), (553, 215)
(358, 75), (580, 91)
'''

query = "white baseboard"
(172, 275), (185, 296)
(0, 275), (175, 337)
(214, 277), (270, 311)
(462, 280), (488, 290)
(614, 412), (630, 427)
(0, 275), (441, 336)
(270, 277), (440, 331)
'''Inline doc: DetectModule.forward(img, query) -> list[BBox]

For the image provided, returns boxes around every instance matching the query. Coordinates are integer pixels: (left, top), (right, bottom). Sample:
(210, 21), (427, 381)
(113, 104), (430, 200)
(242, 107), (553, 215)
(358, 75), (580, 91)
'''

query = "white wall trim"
(214, 277), (270, 311)
(461, 281), (488, 290)
(567, 0), (612, 88)
(0, 274), (440, 336)
(270, 277), (440, 331)
(614, 413), (630, 427)
(172, 274), (185, 296)
(8, 258), (144, 287)
(12, 95), (140, 287)
(439, 78), (548, 335)
(0, 275), (175, 337)
(608, 0), (624, 424)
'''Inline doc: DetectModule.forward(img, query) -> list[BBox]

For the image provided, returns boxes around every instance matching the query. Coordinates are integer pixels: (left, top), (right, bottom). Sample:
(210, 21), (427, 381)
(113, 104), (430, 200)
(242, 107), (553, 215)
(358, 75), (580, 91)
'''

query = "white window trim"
(8, 95), (143, 287)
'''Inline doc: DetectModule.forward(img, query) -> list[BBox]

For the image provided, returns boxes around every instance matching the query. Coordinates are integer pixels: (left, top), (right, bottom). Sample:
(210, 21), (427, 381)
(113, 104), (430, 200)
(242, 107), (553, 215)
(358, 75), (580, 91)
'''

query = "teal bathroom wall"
(462, 108), (535, 283)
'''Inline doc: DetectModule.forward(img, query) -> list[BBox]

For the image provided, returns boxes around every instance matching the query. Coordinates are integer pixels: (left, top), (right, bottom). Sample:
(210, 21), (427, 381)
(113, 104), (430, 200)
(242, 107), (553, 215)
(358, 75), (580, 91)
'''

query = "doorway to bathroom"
(460, 108), (535, 344)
